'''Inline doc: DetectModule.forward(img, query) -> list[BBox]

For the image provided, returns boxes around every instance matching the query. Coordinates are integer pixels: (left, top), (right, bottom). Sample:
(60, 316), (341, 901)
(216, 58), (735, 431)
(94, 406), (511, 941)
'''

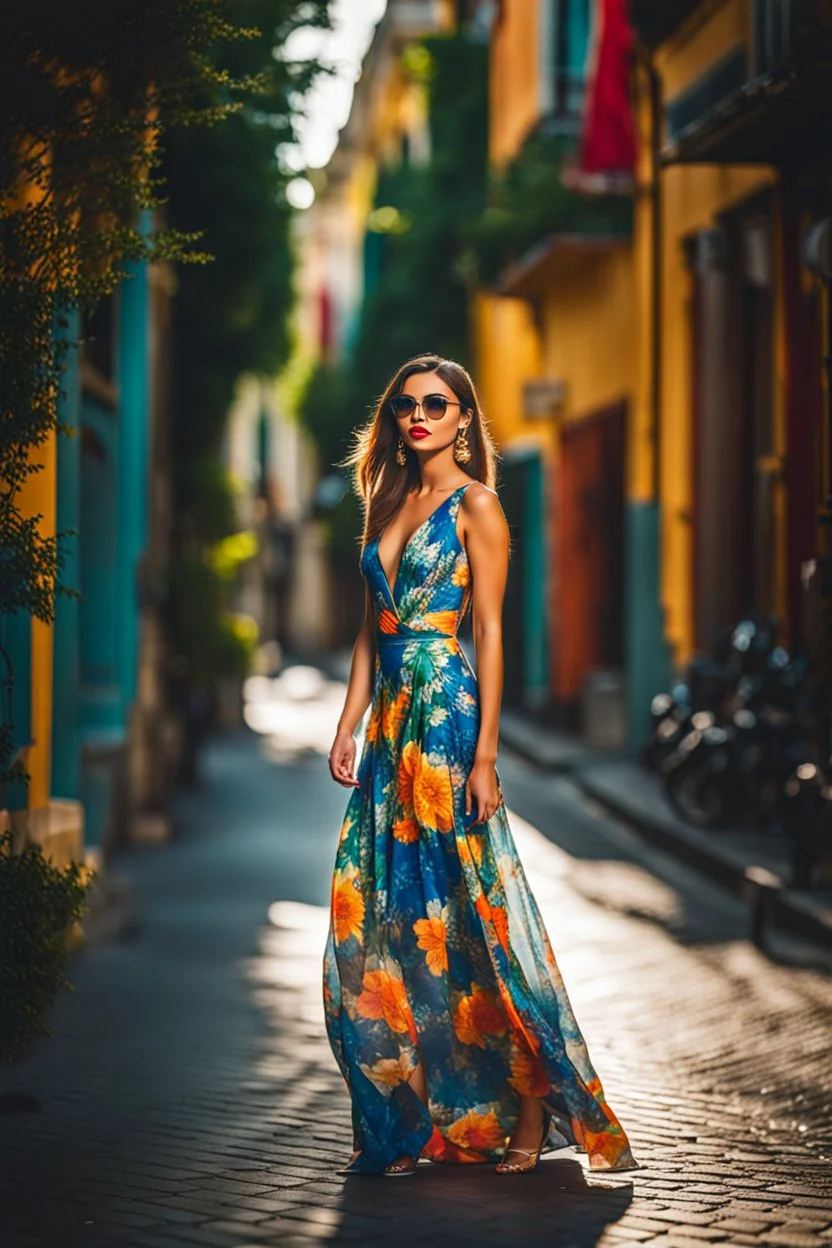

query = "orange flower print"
(359, 1052), (417, 1088)
(451, 556), (470, 588)
(475, 892), (491, 921)
(491, 905), (510, 951)
(393, 816), (420, 843)
(453, 984), (508, 1048)
(421, 609), (457, 636)
(413, 900), (449, 976)
(332, 870), (365, 945)
(446, 1108), (505, 1153)
(509, 1042), (550, 1098)
(378, 609), (399, 635)
(501, 995), (543, 1063)
(397, 741), (455, 833)
(364, 703), (380, 743)
(355, 968), (415, 1037)
(382, 686), (410, 743)
(467, 830), (484, 867)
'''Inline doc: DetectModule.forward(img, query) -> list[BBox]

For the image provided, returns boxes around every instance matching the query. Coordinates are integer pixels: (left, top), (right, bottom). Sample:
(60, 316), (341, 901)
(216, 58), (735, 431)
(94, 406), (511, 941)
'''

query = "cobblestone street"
(2, 663), (832, 1248)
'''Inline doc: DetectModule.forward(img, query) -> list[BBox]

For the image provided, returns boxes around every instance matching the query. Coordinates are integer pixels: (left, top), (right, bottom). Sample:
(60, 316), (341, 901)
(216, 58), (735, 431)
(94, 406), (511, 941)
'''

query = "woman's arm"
(460, 485), (510, 824)
(329, 583), (377, 788)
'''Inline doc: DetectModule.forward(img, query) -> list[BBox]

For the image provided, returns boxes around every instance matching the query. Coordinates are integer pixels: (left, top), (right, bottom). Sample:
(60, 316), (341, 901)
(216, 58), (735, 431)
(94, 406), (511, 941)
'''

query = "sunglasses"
(389, 393), (466, 420)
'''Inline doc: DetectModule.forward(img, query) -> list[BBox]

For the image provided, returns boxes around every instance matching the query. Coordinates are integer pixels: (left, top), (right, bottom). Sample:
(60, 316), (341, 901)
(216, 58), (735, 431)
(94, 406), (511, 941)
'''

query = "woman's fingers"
(329, 749), (359, 787)
(470, 792), (499, 825)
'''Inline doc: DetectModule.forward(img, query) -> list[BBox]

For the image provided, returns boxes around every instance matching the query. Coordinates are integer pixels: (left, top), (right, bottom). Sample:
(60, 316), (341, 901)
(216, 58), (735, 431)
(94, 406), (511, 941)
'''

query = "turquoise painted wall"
(52, 307), (82, 799)
(79, 396), (120, 732)
(116, 217), (151, 712)
(501, 448), (549, 709)
(625, 500), (671, 752)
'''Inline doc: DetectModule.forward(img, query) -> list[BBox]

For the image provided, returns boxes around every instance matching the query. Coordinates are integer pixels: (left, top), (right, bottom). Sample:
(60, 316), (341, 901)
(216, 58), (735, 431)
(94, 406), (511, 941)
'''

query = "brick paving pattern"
(1, 668), (831, 1247)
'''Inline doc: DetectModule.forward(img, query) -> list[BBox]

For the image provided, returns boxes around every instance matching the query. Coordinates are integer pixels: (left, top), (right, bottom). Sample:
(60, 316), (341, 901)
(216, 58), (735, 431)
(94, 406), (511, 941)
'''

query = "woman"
(323, 354), (637, 1178)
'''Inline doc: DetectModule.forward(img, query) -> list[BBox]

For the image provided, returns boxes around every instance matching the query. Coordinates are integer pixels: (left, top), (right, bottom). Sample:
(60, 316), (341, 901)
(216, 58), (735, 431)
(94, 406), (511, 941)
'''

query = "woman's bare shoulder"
(460, 482), (507, 542)
(461, 480), (504, 518)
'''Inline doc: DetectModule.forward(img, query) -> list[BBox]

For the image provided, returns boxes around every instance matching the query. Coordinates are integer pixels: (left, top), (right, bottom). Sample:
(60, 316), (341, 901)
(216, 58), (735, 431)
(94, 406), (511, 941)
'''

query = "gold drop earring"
(396, 434), (407, 466)
(454, 425), (472, 464)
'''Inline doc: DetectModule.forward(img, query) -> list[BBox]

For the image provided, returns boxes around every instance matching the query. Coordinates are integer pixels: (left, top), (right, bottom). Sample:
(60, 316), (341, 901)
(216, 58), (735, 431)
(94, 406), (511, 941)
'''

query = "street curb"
(572, 766), (832, 951)
(497, 717), (832, 952)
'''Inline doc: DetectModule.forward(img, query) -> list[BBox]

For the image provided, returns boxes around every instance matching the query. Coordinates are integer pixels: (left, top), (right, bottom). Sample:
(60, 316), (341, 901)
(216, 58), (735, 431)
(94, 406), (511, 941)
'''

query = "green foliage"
(0, 0), (271, 784)
(468, 129), (634, 287)
(298, 359), (355, 476)
(345, 32), (490, 414)
(165, 549), (259, 691)
(0, 830), (93, 1066)
(163, 1), (331, 700)
(166, 0), (331, 499)
(293, 33), (488, 569)
(209, 530), (259, 580)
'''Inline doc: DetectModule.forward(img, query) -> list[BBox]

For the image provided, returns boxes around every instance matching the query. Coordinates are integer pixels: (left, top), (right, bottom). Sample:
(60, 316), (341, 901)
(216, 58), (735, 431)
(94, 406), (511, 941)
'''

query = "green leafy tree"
(469, 129), (634, 287)
(0, 0), (269, 785)
(0, 830), (91, 1066)
(296, 30), (489, 593)
(161, 1), (331, 717)
(347, 33), (489, 409)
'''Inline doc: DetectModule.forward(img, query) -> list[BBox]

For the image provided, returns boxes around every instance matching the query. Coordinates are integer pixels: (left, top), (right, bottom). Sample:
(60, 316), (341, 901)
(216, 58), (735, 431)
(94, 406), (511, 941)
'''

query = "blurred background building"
(294, 0), (832, 756)
(4, 0), (832, 883)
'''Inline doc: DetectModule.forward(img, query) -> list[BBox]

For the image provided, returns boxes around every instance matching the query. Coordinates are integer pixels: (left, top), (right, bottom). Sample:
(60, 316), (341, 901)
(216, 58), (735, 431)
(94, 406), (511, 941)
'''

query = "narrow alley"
(2, 662), (831, 1248)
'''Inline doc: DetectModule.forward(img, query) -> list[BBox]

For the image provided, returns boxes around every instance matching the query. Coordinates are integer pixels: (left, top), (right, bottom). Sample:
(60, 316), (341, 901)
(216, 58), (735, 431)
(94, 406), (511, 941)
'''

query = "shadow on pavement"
(331, 1157), (634, 1246)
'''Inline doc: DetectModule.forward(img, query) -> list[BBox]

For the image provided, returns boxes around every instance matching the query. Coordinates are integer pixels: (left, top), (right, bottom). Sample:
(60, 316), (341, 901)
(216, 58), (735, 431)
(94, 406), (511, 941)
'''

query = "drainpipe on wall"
(625, 45), (671, 754)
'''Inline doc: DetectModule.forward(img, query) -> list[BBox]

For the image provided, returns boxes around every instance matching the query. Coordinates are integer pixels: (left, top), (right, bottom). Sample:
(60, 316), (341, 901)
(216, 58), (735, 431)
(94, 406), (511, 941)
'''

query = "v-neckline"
(375, 483), (469, 605)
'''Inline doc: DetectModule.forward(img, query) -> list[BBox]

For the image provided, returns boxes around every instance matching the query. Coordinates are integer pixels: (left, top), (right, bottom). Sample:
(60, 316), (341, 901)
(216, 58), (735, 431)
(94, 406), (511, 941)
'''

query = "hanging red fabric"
(578, 0), (637, 185)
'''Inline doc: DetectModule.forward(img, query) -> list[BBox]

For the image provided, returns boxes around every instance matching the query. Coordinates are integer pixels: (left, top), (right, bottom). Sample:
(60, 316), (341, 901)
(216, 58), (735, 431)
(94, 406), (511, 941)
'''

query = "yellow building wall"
(657, 0), (751, 101)
(539, 248), (636, 425)
(472, 292), (545, 455)
(474, 0), (547, 452)
(489, 0), (542, 168)
(651, 0), (781, 665)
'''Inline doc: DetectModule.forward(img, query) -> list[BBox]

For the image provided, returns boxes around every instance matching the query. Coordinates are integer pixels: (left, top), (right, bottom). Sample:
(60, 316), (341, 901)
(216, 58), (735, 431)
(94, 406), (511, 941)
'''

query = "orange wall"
(16, 433), (57, 810)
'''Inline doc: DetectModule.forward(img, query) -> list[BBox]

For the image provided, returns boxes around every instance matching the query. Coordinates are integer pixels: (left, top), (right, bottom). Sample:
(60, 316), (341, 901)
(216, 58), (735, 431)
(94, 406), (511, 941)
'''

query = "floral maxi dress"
(322, 481), (636, 1174)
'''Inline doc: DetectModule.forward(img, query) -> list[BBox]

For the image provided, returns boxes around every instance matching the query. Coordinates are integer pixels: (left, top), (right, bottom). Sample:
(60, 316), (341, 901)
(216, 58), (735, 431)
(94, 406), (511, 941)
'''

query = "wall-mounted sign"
(523, 378), (566, 418)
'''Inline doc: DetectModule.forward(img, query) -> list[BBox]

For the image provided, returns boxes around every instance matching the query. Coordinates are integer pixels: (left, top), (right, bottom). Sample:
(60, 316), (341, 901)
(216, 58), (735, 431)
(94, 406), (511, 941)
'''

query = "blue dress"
(322, 481), (636, 1173)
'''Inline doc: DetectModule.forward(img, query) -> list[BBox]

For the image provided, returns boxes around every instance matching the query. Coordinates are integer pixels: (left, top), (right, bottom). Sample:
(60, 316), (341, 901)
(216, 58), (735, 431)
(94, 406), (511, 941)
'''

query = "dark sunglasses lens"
(390, 395), (417, 417)
(424, 395), (449, 417)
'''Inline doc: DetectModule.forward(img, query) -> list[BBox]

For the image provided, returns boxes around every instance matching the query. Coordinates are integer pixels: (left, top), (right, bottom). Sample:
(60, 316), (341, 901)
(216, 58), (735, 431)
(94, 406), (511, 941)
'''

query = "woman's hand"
(329, 730), (361, 788)
(465, 757), (501, 825)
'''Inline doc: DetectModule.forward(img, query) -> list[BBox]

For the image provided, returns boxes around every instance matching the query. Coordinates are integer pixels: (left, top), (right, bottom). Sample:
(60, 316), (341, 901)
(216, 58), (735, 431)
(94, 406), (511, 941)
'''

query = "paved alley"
(2, 662), (832, 1248)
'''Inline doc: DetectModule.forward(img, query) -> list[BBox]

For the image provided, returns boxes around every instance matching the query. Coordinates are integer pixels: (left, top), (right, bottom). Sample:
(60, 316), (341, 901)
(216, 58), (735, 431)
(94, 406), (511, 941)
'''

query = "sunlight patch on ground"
(243, 664), (365, 762)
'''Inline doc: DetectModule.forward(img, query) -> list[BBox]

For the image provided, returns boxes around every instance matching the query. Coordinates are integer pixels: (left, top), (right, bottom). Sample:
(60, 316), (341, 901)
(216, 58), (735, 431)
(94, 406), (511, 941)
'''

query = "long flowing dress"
(322, 481), (636, 1174)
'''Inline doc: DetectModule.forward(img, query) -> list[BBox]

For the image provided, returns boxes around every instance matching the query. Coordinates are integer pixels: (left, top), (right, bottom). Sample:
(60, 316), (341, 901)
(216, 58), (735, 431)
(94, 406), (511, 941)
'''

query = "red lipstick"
(409, 427), (431, 439)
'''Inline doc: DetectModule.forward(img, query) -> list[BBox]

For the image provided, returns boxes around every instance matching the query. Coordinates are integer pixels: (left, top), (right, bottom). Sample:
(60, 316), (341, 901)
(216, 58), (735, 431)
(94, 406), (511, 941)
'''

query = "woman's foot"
(383, 1153), (418, 1176)
(495, 1109), (550, 1175)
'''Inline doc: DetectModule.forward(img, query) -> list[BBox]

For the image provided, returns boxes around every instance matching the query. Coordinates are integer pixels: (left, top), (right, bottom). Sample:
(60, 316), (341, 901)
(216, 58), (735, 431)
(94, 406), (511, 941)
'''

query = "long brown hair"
(341, 354), (499, 548)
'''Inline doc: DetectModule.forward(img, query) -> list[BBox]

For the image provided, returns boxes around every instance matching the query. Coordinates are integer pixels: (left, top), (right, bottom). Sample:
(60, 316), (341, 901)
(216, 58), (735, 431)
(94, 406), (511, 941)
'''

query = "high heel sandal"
(495, 1110), (551, 1175)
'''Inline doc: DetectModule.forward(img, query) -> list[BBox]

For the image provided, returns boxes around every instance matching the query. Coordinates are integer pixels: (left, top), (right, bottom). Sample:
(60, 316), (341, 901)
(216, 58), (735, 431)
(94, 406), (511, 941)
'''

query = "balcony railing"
(661, 0), (832, 164)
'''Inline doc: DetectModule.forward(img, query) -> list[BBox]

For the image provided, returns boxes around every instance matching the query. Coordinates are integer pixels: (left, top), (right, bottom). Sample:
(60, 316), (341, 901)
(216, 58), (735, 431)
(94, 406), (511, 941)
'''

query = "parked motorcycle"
(648, 617), (819, 835)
